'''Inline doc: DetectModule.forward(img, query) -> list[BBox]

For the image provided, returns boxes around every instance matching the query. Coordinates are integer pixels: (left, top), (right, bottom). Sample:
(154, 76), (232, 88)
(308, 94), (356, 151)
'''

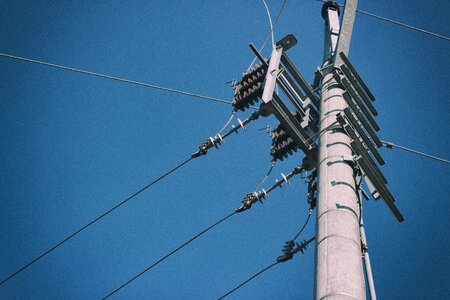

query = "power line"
(247, 0), (288, 71)
(103, 211), (237, 299)
(254, 162), (275, 190)
(218, 212), (313, 299)
(262, 0), (275, 47)
(0, 53), (233, 105)
(317, 0), (450, 42)
(0, 157), (194, 287)
(355, 7), (450, 42)
(218, 261), (280, 300)
(104, 164), (307, 298)
(292, 210), (312, 241)
(382, 140), (450, 165)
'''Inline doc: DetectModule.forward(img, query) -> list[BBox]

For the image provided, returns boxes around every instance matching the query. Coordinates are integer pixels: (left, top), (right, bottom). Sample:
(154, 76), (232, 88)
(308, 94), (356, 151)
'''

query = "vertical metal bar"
(333, 0), (358, 67)
(314, 1), (366, 299)
(360, 212), (377, 300)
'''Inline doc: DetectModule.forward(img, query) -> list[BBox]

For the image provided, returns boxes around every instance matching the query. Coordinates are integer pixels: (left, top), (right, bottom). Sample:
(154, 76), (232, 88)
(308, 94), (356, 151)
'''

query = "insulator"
(232, 64), (267, 112)
(270, 124), (300, 162)
(296, 239), (311, 254)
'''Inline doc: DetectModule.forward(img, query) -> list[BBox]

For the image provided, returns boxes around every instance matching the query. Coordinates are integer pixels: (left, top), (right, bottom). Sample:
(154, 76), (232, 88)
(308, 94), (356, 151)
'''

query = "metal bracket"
(275, 34), (297, 51)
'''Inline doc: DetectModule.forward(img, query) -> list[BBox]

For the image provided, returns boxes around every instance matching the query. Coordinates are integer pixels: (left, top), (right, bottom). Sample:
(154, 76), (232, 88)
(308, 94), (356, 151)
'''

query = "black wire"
(292, 211), (312, 242)
(218, 211), (313, 300)
(0, 156), (194, 287)
(217, 261), (280, 300)
(103, 211), (237, 299)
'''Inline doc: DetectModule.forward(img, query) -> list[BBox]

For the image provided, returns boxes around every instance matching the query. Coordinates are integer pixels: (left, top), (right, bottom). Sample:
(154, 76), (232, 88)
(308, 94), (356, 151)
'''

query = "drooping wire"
(254, 162), (275, 190)
(317, 0), (450, 42)
(262, 0), (275, 47)
(0, 53), (232, 106)
(216, 111), (237, 136)
(218, 210), (313, 299)
(382, 140), (450, 165)
(0, 157), (194, 286)
(291, 210), (312, 242)
(217, 261), (280, 300)
(103, 211), (237, 299)
(247, 0), (288, 71)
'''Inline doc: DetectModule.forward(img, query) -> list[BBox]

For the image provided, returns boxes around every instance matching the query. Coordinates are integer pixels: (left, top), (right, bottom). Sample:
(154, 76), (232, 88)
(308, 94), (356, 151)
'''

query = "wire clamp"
(235, 192), (261, 213)
(277, 237), (315, 263)
(277, 240), (295, 263)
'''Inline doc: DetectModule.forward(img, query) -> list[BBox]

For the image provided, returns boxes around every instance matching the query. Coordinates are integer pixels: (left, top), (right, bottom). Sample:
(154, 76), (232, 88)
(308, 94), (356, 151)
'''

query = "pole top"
(321, 1), (340, 19)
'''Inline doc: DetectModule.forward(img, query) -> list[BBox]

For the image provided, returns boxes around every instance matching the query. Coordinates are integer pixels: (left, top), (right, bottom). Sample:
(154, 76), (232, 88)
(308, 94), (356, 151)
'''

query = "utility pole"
(314, 1), (366, 299)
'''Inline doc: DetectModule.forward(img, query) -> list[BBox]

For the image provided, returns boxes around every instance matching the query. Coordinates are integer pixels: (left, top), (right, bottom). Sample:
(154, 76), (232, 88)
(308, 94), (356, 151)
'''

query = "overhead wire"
(216, 111), (237, 136)
(381, 140), (450, 165)
(317, 0), (450, 42)
(104, 163), (307, 298)
(247, 0), (288, 71)
(262, 0), (276, 47)
(355, 7), (450, 42)
(103, 211), (237, 299)
(0, 157), (194, 286)
(218, 209), (313, 299)
(218, 261), (281, 300)
(0, 53), (232, 106)
(254, 162), (275, 191)
(292, 210), (312, 241)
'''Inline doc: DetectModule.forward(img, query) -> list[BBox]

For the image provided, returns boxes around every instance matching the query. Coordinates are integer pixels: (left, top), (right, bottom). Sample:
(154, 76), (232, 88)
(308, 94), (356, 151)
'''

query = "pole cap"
(321, 1), (340, 19)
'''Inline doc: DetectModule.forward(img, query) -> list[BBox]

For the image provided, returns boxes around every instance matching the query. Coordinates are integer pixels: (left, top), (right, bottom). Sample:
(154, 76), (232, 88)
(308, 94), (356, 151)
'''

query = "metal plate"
(342, 91), (382, 147)
(339, 52), (375, 101)
(344, 108), (385, 165)
(280, 53), (320, 108)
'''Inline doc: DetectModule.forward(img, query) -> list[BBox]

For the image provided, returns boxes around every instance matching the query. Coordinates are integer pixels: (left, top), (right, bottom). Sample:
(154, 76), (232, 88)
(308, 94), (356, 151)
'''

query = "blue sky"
(0, 1), (449, 299)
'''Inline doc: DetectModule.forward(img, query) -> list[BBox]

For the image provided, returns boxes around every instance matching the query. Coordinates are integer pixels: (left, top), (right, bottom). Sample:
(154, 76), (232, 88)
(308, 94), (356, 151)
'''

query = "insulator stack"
(307, 170), (317, 210)
(270, 125), (299, 161)
(232, 64), (267, 112)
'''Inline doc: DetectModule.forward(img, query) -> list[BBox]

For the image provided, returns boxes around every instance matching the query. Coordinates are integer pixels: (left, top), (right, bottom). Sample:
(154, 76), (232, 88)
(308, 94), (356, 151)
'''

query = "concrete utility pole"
(314, 1), (366, 299)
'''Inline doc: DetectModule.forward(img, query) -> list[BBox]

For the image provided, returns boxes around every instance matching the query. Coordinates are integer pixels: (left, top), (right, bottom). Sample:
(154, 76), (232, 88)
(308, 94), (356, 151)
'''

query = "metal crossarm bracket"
(280, 53), (320, 109)
(340, 64), (377, 116)
(342, 91), (382, 147)
(338, 52), (375, 101)
(336, 114), (404, 222)
(337, 114), (387, 183)
(275, 33), (298, 51)
(343, 108), (385, 165)
(249, 35), (319, 129)
(262, 94), (316, 156)
(334, 71), (380, 131)
(248, 35), (320, 160)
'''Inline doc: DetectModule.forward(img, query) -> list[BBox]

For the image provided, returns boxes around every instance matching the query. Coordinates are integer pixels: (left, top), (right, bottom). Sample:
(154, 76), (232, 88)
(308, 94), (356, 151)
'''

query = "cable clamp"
(192, 136), (221, 158)
(277, 238), (314, 263)
(235, 192), (261, 213)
